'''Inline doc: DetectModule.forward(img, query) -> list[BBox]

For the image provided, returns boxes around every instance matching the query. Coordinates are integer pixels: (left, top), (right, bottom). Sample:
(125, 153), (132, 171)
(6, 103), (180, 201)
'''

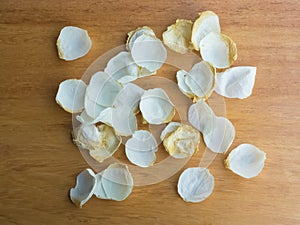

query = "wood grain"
(0, 0), (299, 224)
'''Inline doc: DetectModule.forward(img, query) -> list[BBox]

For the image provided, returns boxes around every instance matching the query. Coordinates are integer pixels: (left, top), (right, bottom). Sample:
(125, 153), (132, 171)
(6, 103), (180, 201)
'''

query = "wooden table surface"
(1, 1), (299, 224)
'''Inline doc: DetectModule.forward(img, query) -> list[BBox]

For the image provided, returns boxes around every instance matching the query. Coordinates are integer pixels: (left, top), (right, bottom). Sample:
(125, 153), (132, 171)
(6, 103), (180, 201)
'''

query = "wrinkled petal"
(163, 19), (193, 54)
(215, 66), (256, 99)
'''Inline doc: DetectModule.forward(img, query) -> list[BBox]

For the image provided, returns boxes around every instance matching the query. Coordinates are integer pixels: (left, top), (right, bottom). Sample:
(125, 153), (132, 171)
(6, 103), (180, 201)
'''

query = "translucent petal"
(160, 122), (182, 140)
(163, 125), (200, 158)
(163, 19), (193, 54)
(176, 70), (195, 99)
(113, 83), (145, 113)
(191, 11), (221, 51)
(125, 130), (157, 167)
(126, 26), (155, 51)
(111, 105), (137, 136)
(86, 71), (122, 107)
(225, 144), (266, 178)
(215, 66), (256, 99)
(84, 94), (106, 119)
(57, 26), (92, 61)
(188, 100), (215, 133)
(104, 51), (139, 84)
(126, 130), (158, 152)
(56, 79), (86, 113)
(73, 124), (121, 162)
(70, 169), (96, 208)
(140, 88), (175, 125)
(177, 167), (214, 203)
(199, 32), (237, 69)
(94, 174), (108, 199)
(185, 61), (216, 100)
(131, 34), (167, 72)
(203, 116), (235, 153)
(101, 163), (133, 201)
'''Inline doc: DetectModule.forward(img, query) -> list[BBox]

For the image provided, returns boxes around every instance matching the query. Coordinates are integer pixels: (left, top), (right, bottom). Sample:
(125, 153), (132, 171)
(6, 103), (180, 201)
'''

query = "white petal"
(140, 88), (175, 125)
(84, 94), (106, 119)
(188, 100), (215, 133)
(203, 116), (235, 153)
(215, 66), (256, 99)
(199, 32), (237, 69)
(225, 144), (266, 178)
(111, 105), (137, 136)
(160, 122), (182, 140)
(57, 26), (92, 61)
(94, 174), (108, 199)
(56, 79), (86, 113)
(126, 26), (155, 51)
(126, 130), (158, 152)
(70, 168), (96, 208)
(163, 125), (200, 158)
(104, 51), (139, 84)
(125, 148), (156, 168)
(184, 61), (216, 100)
(113, 83), (145, 113)
(176, 70), (195, 99)
(73, 124), (121, 162)
(131, 34), (167, 72)
(101, 163), (133, 201)
(177, 167), (214, 203)
(191, 11), (221, 51)
(125, 130), (157, 167)
(86, 71), (122, 107)
(163, 19), (193, 54)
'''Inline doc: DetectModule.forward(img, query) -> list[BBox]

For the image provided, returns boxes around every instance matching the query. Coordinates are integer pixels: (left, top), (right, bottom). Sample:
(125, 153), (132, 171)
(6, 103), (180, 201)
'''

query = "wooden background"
(0, 0), (299, 224)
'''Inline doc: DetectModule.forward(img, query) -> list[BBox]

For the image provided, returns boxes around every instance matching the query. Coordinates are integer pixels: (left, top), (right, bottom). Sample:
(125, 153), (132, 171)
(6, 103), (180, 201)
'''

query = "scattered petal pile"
(56, 10), (266, 207)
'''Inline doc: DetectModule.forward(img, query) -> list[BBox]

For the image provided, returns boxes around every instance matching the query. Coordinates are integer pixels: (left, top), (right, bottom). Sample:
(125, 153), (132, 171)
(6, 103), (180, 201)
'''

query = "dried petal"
(215, 66), (256, 99)
(100, 163), (133, 201)
(70, 169), (97, 208)
(57, 26), (92, 61)
(125, 130), (158, 167)
(131, 34), (167, 72)
(104, 51), (139, 84)
(140, 88), (175, 125)
(188, 100), (215, 133)
(126, 26), (155, 51)
(177, 167), (214, 203)
(73, 124), (121, 162)
(160, 122), (182, 140)
(56, 79), (86, 113)
(184, 61), (216, 100)
(163, 124), (200, 158)
(203, 116), (235, 153)
(163, 19), (193, 54)
(225, 144), (266, 178)
(199, 32), (237, 69)
(191, 11), (221, 51)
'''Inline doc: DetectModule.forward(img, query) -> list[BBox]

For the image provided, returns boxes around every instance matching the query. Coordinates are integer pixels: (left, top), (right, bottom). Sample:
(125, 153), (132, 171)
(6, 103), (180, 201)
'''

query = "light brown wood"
(0, 1), (299, 224)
